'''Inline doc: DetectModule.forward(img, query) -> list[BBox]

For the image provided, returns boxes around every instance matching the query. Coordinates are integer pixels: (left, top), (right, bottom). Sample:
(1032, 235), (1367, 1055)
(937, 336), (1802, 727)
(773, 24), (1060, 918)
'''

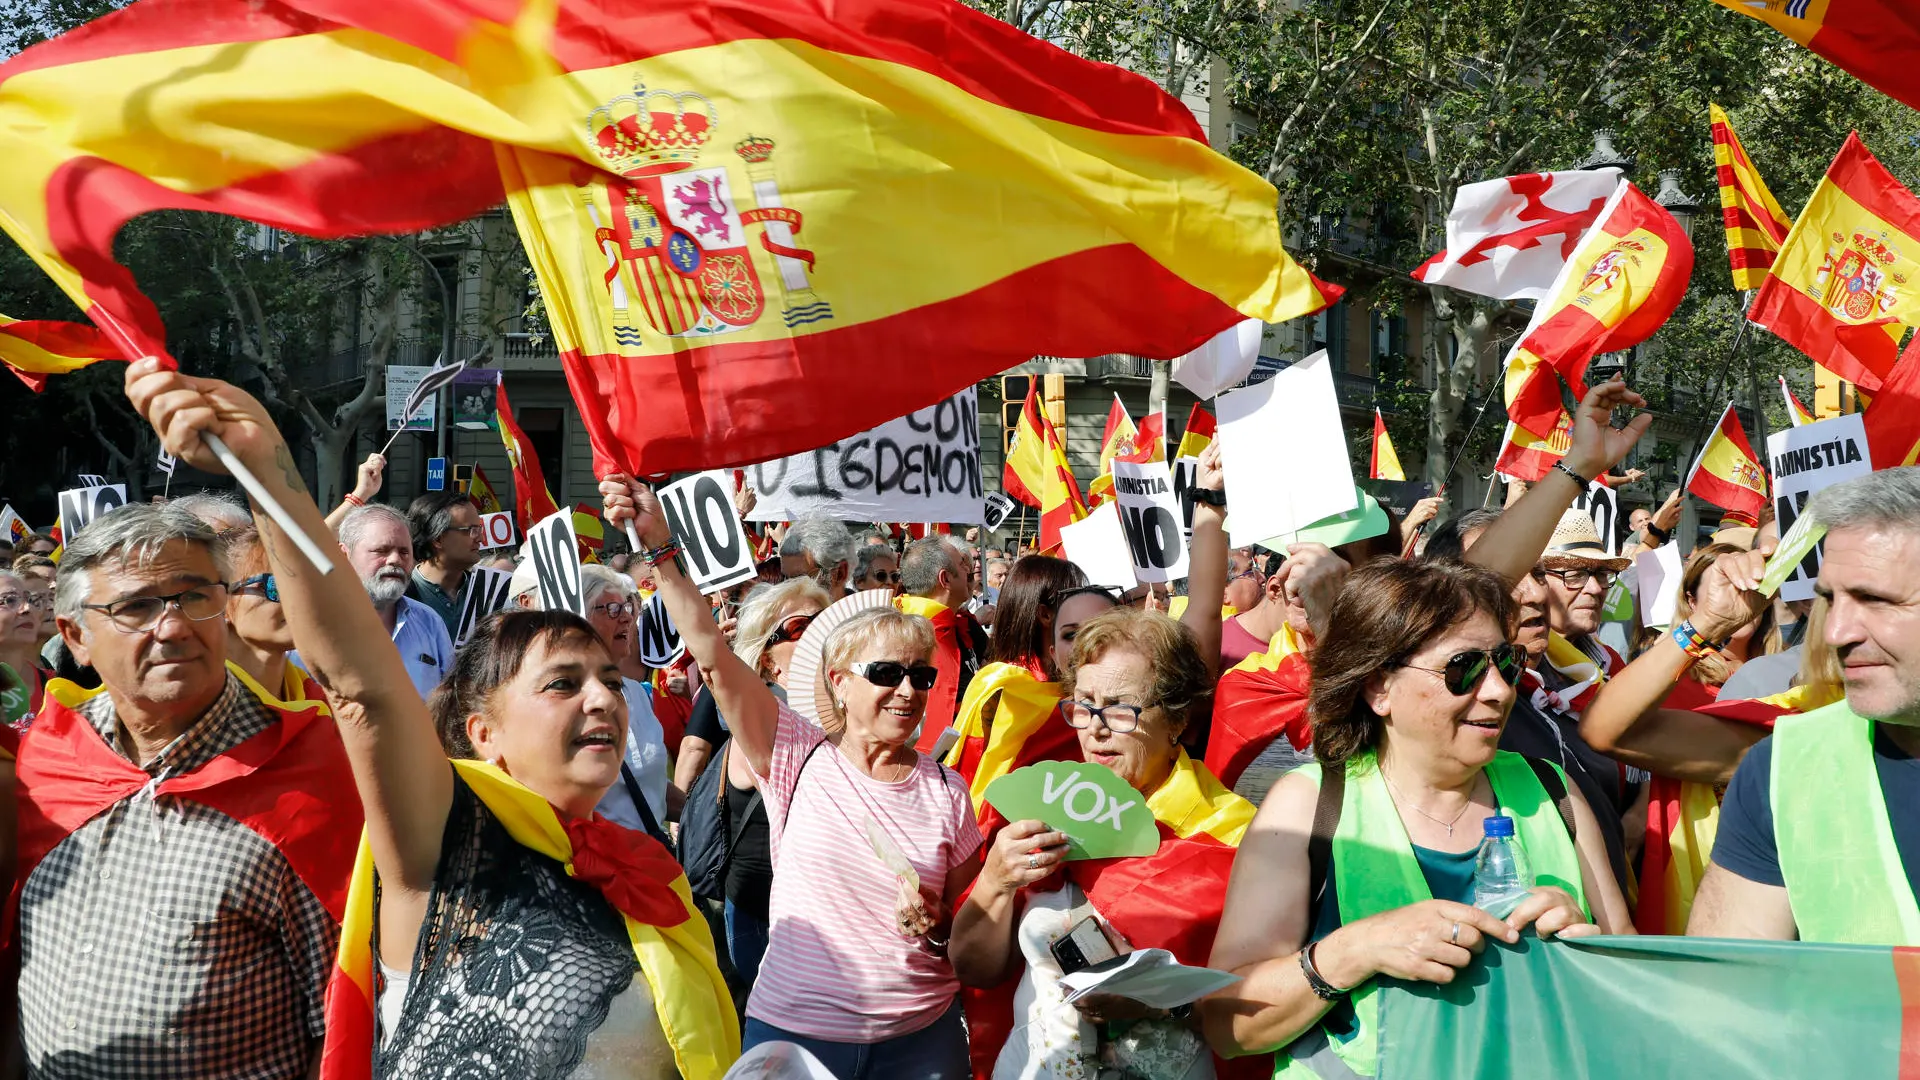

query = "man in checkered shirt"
(11, 504), (357, 1079)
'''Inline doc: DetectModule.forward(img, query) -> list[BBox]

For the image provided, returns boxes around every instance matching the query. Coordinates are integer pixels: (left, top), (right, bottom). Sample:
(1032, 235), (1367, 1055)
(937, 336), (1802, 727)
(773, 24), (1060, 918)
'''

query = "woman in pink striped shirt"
(605, 476), (986, 1080)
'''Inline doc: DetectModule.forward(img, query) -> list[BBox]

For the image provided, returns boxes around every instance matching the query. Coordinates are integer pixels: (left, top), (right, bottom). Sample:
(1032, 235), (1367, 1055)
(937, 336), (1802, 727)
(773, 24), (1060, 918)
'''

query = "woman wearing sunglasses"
(603, 474), (984, 1080)
(1203, 560), (1630, 1077)
(951, 607), (1259, 1080)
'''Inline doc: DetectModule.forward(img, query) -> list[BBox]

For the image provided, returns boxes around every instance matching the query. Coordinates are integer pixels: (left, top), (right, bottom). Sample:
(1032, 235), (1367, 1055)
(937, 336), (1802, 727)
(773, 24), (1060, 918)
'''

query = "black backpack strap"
(1524, 756), (1578, 843)
(620, 761), (671, 849)
(1308, 762), (1344, 907)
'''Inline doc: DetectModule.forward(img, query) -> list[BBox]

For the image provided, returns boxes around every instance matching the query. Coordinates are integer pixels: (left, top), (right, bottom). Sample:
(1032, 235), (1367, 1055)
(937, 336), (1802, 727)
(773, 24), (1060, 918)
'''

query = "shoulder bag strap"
(620, 761), (669, 847)
(1308, 762), (1344, 906)
(1524, 755), (1578, 843)
(722, 745), (765, 857)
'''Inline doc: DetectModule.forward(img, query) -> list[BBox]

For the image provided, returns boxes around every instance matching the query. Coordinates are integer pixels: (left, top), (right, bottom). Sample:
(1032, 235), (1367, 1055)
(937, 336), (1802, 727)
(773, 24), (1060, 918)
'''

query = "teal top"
(1308, 843), (1478, 944)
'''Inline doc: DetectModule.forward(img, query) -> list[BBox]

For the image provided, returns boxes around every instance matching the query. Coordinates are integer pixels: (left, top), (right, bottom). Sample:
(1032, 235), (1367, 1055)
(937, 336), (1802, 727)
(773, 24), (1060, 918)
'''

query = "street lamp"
(1578, 129), (1635, 176)
(1653, 168), (1702, 239)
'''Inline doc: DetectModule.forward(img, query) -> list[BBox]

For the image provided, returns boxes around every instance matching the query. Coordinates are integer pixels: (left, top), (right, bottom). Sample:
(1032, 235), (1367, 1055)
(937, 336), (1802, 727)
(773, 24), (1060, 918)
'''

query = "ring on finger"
(1027, 853), (1039, 870)
(1449, 921), (1460, 945)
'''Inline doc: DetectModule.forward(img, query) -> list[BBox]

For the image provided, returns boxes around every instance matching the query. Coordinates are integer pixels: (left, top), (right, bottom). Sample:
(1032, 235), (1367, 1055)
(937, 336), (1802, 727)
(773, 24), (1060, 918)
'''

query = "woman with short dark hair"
(1203, 560), (1630, 1077)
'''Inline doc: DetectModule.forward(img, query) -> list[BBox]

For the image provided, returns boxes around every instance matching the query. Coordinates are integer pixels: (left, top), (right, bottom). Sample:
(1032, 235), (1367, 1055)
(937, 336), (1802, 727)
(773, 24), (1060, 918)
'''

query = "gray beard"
(366, 574), (408, 605)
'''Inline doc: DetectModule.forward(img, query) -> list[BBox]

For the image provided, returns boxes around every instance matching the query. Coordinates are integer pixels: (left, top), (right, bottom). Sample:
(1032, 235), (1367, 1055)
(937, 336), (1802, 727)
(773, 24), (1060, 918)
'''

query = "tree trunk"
(1426, 296), (1497, 501)
(1150, 358), (1170, 424)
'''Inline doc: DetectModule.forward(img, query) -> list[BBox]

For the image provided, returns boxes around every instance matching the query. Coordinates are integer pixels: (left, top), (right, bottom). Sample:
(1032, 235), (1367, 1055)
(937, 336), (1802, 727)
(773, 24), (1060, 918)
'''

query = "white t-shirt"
(594, 679), (670, 832)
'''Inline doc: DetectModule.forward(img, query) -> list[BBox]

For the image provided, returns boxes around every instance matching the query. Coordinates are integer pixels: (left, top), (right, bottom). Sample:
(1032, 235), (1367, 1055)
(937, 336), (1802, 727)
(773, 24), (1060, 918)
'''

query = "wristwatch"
(1192, 487), (1227, 508)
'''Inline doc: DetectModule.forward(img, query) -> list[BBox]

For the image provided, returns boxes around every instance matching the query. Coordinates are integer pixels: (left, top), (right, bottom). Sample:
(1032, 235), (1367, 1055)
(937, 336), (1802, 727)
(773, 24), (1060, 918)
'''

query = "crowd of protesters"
(0, 363), (1916, 1080)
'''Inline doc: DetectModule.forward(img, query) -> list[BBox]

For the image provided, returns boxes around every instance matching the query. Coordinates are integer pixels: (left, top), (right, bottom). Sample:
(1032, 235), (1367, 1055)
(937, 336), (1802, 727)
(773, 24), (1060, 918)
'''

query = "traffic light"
(1000, 374), (1032, 456)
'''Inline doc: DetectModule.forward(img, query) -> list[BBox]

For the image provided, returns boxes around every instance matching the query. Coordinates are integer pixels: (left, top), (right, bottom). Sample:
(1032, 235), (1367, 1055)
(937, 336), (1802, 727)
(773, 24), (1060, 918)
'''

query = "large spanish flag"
(1503, 182), (1694, 441)
(1711, 104), (1795, 292)
(1712, 0), (1920, 113)
(1747, 133), (1920, 392)
(0, 314), (122, 391)
(0, 0), (1337, 477)
(1684, 401), (1769, 524)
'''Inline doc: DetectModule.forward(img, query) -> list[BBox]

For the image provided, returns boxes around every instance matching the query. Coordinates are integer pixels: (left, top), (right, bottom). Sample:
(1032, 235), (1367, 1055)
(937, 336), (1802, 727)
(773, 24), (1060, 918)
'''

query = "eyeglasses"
(1228, 568), (1262, 584)
(444, 524), (485, 540)
(587, 600), (637, 619)
(84, 583), (231, 633)
(1393, 643), (1526, 696)
(0, 591), (50, 611)
(1061, 699), (1152, 733)
(1542, 568), (1616, 590)
(233, 573), (280, 603)
(767, 612), (816, 646)
(849, 660), (939, 691)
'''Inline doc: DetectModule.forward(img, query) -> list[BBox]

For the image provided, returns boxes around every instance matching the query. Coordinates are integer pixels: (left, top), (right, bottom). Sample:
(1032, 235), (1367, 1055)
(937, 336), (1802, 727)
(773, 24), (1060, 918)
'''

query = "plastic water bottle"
(1471, 814), (1533, 918)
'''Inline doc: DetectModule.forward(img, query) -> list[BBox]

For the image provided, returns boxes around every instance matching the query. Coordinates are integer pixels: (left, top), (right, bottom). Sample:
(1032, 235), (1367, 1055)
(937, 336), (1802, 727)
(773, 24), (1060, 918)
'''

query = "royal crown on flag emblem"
(1815, 230), (1907, 322)
(588, 81), (718, 177)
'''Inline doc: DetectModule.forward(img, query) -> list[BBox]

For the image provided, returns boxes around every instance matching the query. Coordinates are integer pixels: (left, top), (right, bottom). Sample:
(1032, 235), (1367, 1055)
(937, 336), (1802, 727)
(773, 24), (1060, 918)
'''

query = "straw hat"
(1541, 508), (1631, 571)
(783, 588), (897, 728)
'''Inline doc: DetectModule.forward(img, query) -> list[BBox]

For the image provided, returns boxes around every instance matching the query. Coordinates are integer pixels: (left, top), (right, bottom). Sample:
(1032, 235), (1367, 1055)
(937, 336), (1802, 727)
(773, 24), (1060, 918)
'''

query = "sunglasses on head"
(1393, 643), (1526, 696)
(766, 612), (815, 646)
(849, 660), (939, 691)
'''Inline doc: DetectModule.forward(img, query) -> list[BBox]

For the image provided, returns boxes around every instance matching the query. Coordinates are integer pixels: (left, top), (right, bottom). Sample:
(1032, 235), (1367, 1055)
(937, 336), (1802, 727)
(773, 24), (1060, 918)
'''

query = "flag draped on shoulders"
(1712, 0), (1920, 114)
(1746, 133), (1920, 392)
(1684, 402), (1769, 525)
(0, 314), (121, 391)
(321, 759), (738, 1080)
(942, 659), (1075, 816)
(1504, 182), (1694, 442)
(1636, 681), (1843, 935)
(1206, 623), (1313, 791)
(963, 750), (1265, 1080)
(1711, 104), (1794, 292)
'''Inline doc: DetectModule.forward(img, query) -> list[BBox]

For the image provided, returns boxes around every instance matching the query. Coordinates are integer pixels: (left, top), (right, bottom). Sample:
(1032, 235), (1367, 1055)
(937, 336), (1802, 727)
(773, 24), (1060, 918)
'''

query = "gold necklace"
(1382, 770), (1474, 839)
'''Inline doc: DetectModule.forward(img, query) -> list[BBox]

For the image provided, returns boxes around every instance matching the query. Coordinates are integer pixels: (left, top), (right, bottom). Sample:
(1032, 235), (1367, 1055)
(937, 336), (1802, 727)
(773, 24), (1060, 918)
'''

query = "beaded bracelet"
(1551, 461), (1591, 488)
(341, 492), (365, 508)
(1670, 619), (1728, 660)
(642, 541), (681, 567)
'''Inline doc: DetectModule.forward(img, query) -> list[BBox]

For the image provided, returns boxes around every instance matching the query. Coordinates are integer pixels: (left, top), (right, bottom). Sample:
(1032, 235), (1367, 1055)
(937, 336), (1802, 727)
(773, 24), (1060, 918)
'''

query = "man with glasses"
(10, 503), (360, 1079)
(338, 503), (454, 698)
(404, 490), (485, 642)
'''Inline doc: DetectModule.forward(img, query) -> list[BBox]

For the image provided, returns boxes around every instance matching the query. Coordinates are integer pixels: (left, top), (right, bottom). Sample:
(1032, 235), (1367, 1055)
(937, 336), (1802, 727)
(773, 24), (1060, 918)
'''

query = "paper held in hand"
(1057, 949), (1243, 1009)
(1759, 507), (1828, 598)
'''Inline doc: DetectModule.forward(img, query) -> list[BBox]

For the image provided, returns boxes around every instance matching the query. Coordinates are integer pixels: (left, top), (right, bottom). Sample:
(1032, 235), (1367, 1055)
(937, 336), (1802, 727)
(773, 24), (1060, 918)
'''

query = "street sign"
(426, 457), (447, 492)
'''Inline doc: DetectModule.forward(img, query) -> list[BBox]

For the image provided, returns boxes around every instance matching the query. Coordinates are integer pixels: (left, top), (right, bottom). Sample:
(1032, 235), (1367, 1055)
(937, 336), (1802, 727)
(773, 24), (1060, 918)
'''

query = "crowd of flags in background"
(0, 0), (1919, 538)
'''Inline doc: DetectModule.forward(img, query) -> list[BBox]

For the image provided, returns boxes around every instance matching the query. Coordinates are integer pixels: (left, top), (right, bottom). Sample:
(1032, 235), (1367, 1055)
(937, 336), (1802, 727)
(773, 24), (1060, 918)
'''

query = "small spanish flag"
(0, 314), (121, 391)
(1712, 0), (1920, 114)
(1086, 394), (1139, 504)
(1504, 182), (1694, 442)
(1711, 104), (1795, 293)
(1747, 133), (1920, 392)
(1780, 375), (1816, 428)
(1127, 409), (1168, 465)
(1494, 408), (1574, 483)
(1174, 402), (1216, 462)
(1370, 408), (1405, 482)
(1684, 402), (1769, 524)
(1038, 412), (1087, 554)
(467, 464), (504, 515)
(1002, 387), (1048, 508)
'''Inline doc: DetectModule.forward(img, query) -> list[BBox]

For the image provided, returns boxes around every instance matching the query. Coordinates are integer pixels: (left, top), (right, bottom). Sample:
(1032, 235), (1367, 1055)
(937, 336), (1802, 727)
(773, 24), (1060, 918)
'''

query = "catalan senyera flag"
(1864, 331), (1920, 468)
(1685, 402), (1769, 524)
(0, 0), (1336, 478)
(0, 314), (122, 392)
(1174, 402), (1217, 462)
(494, 377), (562, 532)
(1494, 407), (1575, 483)
(1712, 0), (1920, 113)
(1086, 393), (1138, 503)
(1781, 375), (1817, 428)
(1747, 133), (1920, 392)
(1711, 104), (1795, 292)
(1370, 408), (1405, 481)
(1002, 386), (1047, 508)
(1037, 411), (1087, 554)
(1504, 182), (1694, 441)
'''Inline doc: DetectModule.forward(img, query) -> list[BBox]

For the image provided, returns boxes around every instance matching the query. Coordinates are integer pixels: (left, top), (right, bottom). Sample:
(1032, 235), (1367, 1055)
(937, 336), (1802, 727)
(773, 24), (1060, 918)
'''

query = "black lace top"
(375, 776), (641, 1079)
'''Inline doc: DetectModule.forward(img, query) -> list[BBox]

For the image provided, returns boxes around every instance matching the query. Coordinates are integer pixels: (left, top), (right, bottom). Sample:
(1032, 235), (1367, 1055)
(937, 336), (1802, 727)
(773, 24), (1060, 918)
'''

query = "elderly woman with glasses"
(0, 569), (54, 723)
(1202, 560), (1631, 1079)
(951, 607), (1261, 1080)
(604, 474), (984, 1080)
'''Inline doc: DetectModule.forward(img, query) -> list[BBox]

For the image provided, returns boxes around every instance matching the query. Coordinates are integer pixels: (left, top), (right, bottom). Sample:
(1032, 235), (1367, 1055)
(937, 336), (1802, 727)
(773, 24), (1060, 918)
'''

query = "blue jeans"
(742, 998), (968, 1080)
(724, 899), (769, 989)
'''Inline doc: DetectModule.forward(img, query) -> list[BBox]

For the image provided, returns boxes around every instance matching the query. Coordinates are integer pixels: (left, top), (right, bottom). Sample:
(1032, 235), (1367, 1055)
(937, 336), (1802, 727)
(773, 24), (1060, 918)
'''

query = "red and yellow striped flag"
(1685, 402), (1769, 524)
(1127, 409), (1168, 465)
(0, 314), (121, 391)
(1086, 393), (1138, 504)
(1747, 133), (1920, 392)
(1174, 402), (1216, 461)
(1713, 0), (1920, 113)
(1711, 104), (1795, 292)
(1504, 182), (1694, 441)
(0, 0), (1337, 477)
(1002, 386), (1047, 508)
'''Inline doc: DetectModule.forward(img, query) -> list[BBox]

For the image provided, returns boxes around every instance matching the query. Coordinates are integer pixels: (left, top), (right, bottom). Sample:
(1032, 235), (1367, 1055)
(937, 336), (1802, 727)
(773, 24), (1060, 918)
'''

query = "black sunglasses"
(766, 612), (816, 646)
(1394, 644), (1526, 696)
(849, 660), (939, 691)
